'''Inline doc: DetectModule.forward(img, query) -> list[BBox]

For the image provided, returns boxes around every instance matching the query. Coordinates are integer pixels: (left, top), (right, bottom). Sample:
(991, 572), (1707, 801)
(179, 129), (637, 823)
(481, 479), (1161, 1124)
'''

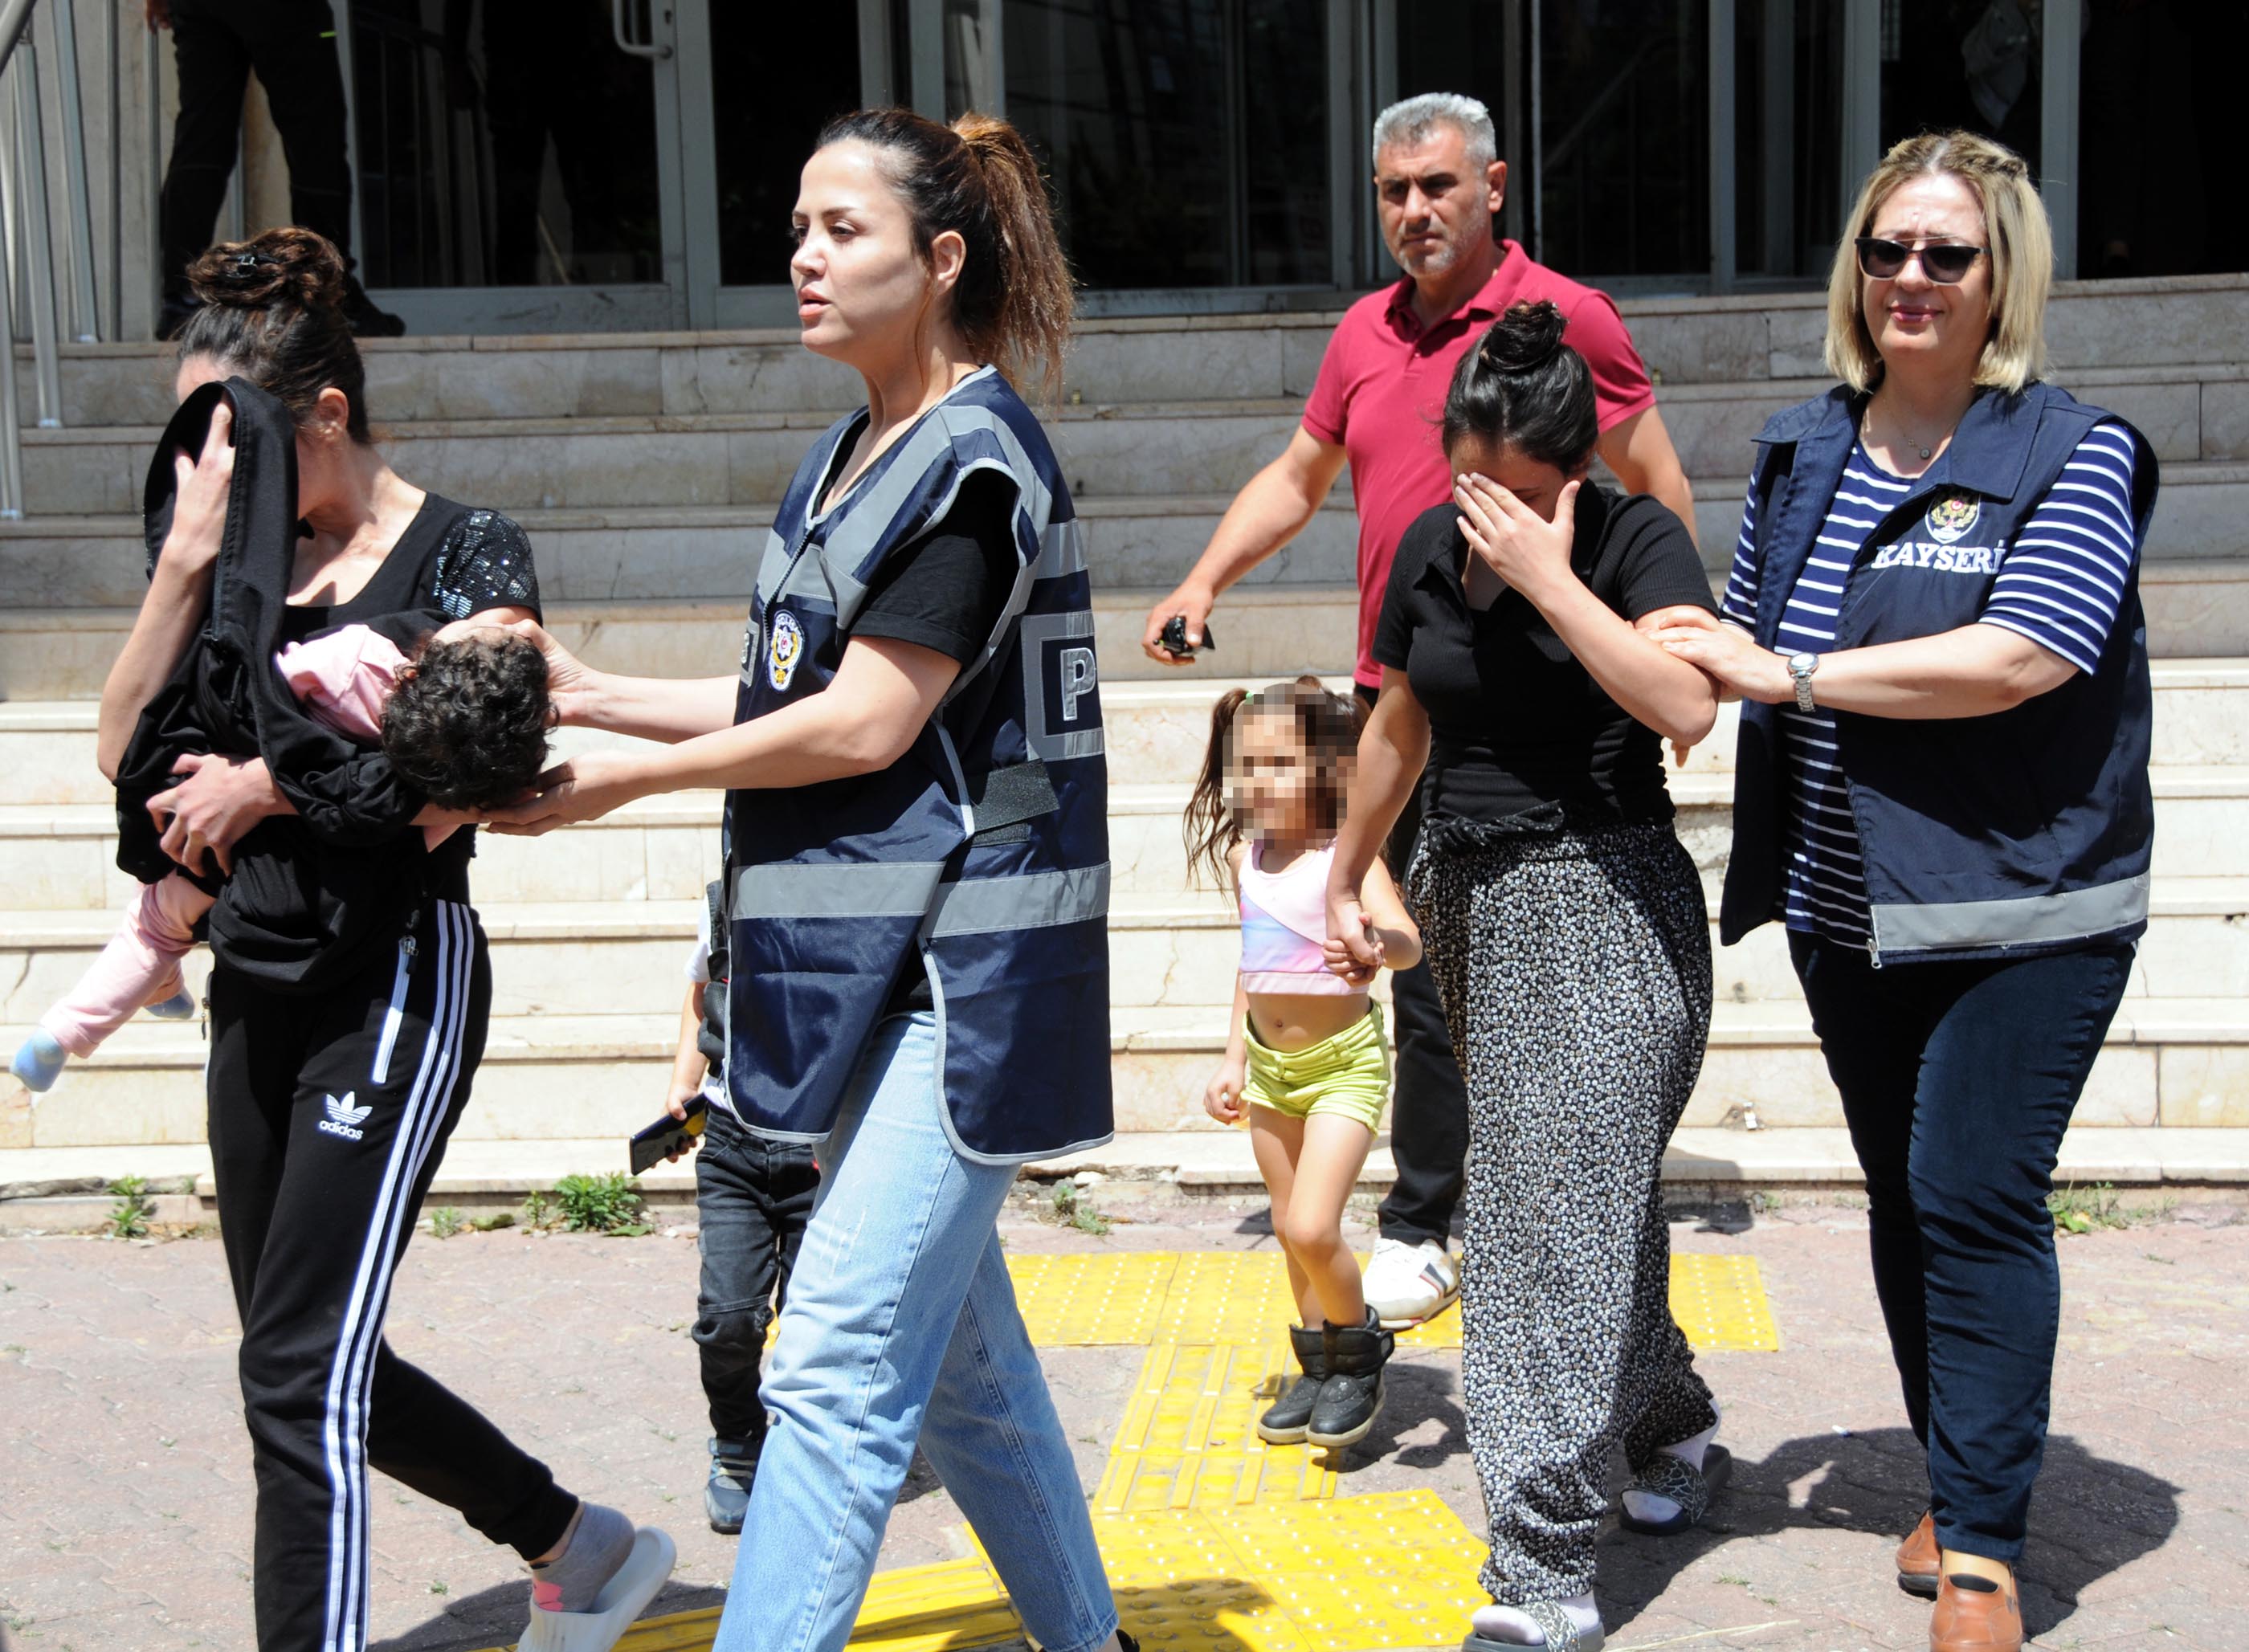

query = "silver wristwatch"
(1786, 651), (1820, 712)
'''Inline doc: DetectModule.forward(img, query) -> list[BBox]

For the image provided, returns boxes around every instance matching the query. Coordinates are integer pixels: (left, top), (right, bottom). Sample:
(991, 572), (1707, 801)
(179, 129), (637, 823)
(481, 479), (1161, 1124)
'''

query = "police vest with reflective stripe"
(1722, 380), (2159, 965)
(722, 367), (1113, 1162)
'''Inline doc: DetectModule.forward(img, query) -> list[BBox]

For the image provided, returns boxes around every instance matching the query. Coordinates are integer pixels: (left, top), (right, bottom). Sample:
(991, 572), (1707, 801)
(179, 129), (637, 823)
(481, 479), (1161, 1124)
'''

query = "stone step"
(14, 443), (2249, 614)
(18, 274), (2244, 427)
(3, 868), (2243, 1064)
(14, 383), (2249, 521)
(10, 1122), (2249, 1210)
(0, 495), (1362, 611)
(8, 556), (2249, 703)
(13, 991), (2243, 1152)
(1105, 768), (2249, 893)
(9, 743), (2243, 914)
(1097, 660), (2249, 788)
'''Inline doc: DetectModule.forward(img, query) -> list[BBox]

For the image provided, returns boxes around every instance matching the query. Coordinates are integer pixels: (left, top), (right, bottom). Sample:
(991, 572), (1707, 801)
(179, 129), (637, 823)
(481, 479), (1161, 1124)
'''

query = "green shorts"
(1243, 1003), (1390, 1133)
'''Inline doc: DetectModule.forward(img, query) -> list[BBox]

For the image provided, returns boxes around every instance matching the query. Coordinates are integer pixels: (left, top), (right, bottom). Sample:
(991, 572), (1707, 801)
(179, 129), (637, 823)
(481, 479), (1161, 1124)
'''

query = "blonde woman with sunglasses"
(1643, 131), (2158, 1652)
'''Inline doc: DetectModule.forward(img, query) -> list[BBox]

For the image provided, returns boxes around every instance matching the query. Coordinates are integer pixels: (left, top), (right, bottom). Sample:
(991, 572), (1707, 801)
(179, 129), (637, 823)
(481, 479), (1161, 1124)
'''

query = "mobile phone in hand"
(628, 1094), (709, 1175)
(1161, 614), (1216, 658)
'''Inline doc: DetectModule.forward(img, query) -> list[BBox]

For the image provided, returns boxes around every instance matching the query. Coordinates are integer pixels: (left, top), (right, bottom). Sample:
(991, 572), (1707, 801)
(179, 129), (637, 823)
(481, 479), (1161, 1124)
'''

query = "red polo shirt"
(1300, 241), (1657, 685)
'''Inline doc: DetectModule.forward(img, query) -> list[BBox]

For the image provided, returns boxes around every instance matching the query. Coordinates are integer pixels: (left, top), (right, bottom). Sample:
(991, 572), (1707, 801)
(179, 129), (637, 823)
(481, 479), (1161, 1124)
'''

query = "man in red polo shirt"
(1141, 92), (1700, 1327)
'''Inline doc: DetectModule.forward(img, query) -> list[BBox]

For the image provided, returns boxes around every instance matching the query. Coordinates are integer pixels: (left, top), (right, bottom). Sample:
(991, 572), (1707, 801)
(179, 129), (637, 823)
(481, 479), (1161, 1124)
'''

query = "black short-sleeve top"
(1371, 484), (1715, 826)
(278, 495), (543, 901)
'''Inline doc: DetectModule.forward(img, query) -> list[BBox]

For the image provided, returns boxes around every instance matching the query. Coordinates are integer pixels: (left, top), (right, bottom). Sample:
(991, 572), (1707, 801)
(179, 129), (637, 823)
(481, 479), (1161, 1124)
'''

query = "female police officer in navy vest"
(1648, 133), (2157, 1652)
(485, 112), (1132, 1652)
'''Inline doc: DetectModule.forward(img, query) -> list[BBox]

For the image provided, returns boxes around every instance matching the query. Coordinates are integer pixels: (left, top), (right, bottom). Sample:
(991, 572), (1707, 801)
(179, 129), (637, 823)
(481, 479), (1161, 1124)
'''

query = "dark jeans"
(161, 0), (355, 288)
(1790, 932), (2133, 1561)
(1356, 683), (1472, 1247)
(694, 1103), (820, 1444)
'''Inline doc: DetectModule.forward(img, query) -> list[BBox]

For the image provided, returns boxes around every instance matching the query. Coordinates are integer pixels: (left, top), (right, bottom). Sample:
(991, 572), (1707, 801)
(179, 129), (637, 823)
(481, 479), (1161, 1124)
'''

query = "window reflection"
(349, 0), (660, 288)
(711, 11), (863, 286)
(1002, 0), (1331, 292)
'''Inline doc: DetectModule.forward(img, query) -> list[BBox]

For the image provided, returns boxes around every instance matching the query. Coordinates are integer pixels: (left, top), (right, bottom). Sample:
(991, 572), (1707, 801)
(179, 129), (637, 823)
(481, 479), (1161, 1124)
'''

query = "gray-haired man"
(1143, 93), (1699, 1324)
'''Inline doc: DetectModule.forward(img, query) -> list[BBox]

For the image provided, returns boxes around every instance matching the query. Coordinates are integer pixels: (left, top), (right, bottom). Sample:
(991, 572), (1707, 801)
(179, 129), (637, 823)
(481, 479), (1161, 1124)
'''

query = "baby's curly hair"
(380, 631), (553, 810)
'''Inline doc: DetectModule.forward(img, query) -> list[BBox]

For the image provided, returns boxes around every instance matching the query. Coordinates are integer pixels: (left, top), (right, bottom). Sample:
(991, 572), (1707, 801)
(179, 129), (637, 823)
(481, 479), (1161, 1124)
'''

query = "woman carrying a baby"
(63, 229), (674, 1652)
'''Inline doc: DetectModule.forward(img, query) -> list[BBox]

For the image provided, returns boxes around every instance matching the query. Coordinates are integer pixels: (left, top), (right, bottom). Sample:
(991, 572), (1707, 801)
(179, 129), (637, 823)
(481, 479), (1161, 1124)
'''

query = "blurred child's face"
(1230, 709), (1346, 838)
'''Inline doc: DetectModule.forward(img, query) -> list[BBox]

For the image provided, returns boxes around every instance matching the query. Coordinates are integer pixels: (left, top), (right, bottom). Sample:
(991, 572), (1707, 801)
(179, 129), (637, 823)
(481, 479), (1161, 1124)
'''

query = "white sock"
(1470, 1594), (1601, 1646)
(1621, 1413), (1720, 1526)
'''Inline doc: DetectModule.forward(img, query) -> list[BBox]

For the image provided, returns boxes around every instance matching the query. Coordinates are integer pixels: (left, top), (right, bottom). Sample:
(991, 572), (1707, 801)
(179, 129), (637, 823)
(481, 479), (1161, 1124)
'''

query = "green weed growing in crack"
(1050, 1182), (1112, 1237)
(106, 1175), (155, 1240)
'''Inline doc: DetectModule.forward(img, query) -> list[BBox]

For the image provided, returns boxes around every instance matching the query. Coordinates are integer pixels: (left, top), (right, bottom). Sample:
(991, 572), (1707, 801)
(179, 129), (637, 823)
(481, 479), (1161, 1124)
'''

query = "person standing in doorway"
(1141, 92), (1699, 1326)
(146, 0), (404, 338)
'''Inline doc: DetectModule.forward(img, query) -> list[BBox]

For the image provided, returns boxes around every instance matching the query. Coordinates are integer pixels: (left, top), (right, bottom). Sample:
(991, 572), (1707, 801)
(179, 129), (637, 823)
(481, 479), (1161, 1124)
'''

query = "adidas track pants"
(206, 897), (578, 1652)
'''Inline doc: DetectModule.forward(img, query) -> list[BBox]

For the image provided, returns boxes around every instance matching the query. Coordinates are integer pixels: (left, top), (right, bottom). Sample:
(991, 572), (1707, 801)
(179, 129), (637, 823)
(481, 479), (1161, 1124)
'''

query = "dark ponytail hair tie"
(224, 251), (280, 277)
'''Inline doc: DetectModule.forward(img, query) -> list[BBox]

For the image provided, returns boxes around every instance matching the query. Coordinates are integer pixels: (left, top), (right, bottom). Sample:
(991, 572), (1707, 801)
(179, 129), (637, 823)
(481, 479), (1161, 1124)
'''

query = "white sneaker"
(518, 1526), (676, 1652)
(1363, 1236), (1458, 1328)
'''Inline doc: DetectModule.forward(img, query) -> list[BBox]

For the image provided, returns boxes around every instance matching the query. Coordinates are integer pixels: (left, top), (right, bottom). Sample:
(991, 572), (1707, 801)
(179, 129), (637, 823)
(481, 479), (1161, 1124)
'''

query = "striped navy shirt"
(1720, 421), (2141, 947)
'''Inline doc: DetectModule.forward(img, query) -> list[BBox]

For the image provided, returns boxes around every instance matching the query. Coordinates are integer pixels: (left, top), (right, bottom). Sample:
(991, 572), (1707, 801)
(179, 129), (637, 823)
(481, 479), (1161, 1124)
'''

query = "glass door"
(340, 0), (700, 332)
(706, 3), (886, 328)
(1724, 0), (1847, 285)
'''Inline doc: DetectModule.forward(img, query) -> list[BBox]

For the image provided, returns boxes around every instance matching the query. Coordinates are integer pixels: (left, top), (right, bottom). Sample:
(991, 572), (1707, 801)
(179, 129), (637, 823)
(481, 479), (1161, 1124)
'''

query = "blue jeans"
(712, 1014), (1116, 1652)
(1790, 933), (2133, 1562)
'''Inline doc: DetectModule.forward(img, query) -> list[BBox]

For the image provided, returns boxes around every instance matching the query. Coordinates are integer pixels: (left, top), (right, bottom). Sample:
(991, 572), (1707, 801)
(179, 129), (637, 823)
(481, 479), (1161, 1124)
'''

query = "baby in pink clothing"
(12, 619), (552, 1093)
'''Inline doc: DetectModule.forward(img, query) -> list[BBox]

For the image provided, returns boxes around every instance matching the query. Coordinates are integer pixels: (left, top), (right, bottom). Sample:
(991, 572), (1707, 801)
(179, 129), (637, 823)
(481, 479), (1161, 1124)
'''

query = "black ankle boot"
(1255, 1324), (1329, 1444)
(1307, 1306), (1393, 1449)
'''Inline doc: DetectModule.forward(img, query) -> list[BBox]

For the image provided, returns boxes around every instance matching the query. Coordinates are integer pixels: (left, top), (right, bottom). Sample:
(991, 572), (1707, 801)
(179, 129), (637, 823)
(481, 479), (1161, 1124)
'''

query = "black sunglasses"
(1855, 236), (1986, 283)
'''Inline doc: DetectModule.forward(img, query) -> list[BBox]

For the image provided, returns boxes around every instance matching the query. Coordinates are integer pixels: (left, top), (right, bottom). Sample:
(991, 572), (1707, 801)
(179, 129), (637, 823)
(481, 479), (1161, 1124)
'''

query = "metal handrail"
(0, 0), (48, 516)
(0, 0), (113, 519)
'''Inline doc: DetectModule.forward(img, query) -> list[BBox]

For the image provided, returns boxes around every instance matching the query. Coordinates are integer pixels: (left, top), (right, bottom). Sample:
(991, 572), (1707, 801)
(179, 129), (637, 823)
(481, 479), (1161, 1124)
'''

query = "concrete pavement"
(0, 1182), (2243, 1651)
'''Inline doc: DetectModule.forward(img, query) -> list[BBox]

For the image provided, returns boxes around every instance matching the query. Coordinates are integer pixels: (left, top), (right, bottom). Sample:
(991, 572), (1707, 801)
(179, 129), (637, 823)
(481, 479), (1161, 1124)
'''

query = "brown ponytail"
(818, 108), (1076, 403)
(175, 226), (372, 443)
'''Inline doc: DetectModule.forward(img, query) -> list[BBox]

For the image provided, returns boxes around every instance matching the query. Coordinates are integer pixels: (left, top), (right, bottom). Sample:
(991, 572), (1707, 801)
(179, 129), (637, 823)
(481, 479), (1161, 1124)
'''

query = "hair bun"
(1480, 300), (1569, 373)
(186, 226), (349, 316)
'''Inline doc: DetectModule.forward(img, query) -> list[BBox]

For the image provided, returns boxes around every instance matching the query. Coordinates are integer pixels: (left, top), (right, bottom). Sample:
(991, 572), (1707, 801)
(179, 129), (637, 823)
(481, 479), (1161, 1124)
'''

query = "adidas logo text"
(319, 1091), (371, 1142)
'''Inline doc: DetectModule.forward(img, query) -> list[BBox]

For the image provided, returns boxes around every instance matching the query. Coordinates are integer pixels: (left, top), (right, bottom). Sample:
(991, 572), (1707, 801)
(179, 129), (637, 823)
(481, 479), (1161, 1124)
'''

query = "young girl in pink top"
(1187, 675), (1421, 1450)
(11, 619), (549, 1091)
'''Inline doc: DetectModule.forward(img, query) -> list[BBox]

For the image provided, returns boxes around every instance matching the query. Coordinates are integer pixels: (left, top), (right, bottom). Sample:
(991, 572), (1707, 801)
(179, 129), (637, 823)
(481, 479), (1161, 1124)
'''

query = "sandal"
(1618, 1442), (1732, 1536)
(1464, 1601), (1604, 1651)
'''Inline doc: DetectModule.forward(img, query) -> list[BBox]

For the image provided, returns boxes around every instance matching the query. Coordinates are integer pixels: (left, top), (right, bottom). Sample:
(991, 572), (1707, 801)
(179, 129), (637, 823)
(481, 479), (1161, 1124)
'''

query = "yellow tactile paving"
(1218, 1491), (1492, 1651)
(1006, 1249), (1778, 1354)
(843, 1556), (1022, 1652)
(1100, 1337), (1337, 1511)
(1082, 1510), (1312, 1652)
(476, 1557), (1019, 1652)
(483, 1250), (1776, 1652)
(1008, 1250), (1181, 1345)
(1668, 1252), (1784, 1352)
(1150, 1250), (1304, 1344)
(1392, 1296), (1463, 1349)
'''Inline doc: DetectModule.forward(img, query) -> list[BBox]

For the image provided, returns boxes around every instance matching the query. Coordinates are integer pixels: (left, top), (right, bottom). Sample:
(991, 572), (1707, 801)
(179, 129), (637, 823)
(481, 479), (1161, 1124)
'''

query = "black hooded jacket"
(116, 379), (436, 993)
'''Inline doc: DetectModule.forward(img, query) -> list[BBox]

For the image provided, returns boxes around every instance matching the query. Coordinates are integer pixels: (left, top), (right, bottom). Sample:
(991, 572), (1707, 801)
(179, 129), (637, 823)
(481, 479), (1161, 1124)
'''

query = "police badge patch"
(767, 609), (805, 691)
(1924, 492), (1981, 544)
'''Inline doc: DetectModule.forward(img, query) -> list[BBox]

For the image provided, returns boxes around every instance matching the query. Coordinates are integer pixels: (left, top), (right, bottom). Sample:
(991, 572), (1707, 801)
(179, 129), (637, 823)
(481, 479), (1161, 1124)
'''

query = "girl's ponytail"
(1185, 687), (1252, 890)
